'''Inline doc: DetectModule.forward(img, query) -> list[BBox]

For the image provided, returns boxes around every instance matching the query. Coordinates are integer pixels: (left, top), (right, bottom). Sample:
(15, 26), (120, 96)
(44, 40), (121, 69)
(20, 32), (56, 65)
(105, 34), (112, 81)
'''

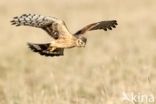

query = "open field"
(0, 0), (156, 104)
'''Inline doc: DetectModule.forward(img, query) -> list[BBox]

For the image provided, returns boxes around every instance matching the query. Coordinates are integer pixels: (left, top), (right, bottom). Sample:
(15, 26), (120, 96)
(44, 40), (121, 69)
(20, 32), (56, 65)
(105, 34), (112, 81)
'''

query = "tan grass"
(0, 0), (156, 104)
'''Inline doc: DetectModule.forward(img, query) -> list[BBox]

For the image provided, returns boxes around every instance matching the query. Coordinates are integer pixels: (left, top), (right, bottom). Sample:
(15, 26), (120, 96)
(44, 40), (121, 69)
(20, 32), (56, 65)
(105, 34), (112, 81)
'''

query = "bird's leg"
(47, 46), (56, 52)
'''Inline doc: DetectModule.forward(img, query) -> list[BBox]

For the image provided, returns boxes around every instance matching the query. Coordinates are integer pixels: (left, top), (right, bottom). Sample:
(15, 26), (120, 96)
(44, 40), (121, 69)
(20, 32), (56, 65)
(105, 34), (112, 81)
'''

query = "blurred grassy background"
(0, 0), (156, 104)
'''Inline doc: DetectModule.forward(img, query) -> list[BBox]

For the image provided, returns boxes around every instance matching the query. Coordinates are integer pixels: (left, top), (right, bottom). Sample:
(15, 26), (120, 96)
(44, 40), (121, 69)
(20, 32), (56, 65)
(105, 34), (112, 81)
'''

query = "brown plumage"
(11, 14), (118, 57)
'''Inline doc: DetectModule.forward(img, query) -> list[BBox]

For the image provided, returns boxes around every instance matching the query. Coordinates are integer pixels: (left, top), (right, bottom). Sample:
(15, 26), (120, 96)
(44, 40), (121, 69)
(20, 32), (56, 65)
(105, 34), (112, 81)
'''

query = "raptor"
(11, 14), (118, 57)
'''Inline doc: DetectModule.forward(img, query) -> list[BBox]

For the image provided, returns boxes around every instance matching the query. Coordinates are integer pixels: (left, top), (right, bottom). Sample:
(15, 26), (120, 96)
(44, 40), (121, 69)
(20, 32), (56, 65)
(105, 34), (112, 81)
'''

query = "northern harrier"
(11, 14), (118, 57)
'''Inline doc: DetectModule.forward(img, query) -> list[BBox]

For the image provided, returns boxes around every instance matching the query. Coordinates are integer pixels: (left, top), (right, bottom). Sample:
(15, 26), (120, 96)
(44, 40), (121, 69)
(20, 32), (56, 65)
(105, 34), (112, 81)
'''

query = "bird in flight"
(11, 14), (118, 57)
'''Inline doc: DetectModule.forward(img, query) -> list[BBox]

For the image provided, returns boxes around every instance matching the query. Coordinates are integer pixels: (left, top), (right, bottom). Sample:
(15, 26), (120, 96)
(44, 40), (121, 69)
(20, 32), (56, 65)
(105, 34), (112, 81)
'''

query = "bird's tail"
(27, 42), (64, 57)
(10, 14), (53, 27)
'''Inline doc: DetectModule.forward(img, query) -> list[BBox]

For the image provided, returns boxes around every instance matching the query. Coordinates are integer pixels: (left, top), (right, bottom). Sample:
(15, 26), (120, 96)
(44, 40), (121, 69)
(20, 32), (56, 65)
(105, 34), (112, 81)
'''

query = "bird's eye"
(80, 41), (84, 45)
(53, 31), (58, 35)
(53, 31), (59, 39)
(79, 40), (82, 44)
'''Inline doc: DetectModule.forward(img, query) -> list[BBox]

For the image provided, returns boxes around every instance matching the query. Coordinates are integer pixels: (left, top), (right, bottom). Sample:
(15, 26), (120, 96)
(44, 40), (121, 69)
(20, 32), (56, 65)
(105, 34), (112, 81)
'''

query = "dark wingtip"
(10, 20), (15, 25)
(10, 20), (19, 26)
(115, 22), (118, 25)
(22, 14), (27, 17)
(112, 25), (116, 28)
(104, 28), (107, 31)
(108, 27), (112, 30)
(11, 22), (15, 25)
(10, 18), (17, 26)
(110, 20), (118, 29)
(114, 20), (118, 25)
(13, 16), (18, 19)
(10, 20), (14, 23)
(27, 42), (37, 52)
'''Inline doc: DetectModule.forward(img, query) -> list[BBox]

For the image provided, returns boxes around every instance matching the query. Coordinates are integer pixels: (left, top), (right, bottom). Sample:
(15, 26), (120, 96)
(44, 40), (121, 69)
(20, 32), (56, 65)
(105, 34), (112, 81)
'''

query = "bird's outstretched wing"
(11, 14), (70, 39)
(27, 42), (64, 57)
(74, 20), (118, 35)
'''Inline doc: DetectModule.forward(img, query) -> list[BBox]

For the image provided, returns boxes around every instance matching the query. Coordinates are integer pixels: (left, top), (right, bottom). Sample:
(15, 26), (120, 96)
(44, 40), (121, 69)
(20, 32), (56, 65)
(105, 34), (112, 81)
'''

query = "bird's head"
(76, 36), (87, 47)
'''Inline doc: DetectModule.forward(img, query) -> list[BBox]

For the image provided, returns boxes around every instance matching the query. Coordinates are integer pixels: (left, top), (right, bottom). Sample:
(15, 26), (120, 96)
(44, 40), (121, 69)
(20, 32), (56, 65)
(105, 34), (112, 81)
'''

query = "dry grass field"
(0, 0), (156, 104)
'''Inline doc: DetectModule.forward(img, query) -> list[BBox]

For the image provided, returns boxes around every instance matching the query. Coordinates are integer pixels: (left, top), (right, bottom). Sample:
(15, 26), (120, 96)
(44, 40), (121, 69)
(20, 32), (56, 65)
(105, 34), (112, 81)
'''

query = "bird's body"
(11, 14), (117, 57)
(51, 36), (77, 48)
